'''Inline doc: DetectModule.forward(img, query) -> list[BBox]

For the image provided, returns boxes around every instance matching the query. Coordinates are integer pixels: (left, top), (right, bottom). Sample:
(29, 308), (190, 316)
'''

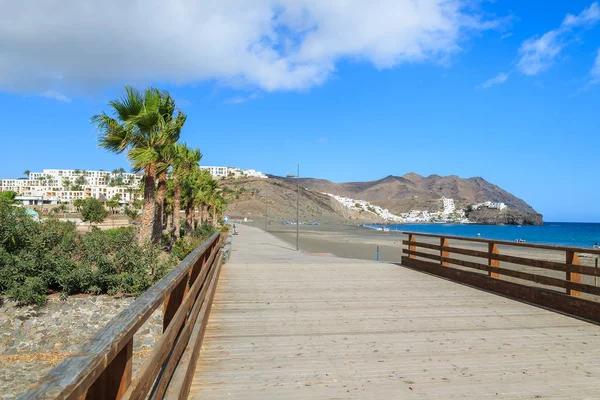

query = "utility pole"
(265, 199), (268, 232)
(296, 164), (300, 251)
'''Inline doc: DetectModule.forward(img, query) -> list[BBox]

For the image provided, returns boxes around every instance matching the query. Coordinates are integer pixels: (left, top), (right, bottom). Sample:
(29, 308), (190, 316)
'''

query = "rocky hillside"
(221, 178), (383, 224)
(466, 209), (543, 226)
(278, 173), (538, 215)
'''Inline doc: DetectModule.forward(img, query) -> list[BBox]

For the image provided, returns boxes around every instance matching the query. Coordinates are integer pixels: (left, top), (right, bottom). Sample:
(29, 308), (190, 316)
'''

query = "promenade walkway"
(189, 224), (600, 399)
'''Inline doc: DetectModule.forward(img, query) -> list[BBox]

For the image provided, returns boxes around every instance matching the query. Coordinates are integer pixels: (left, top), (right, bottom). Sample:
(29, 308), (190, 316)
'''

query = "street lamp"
(286, 164), (300, 251)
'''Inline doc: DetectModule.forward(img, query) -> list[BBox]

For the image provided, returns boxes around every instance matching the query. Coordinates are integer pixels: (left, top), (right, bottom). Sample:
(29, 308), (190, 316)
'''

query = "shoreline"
(262, 223), (600, 295)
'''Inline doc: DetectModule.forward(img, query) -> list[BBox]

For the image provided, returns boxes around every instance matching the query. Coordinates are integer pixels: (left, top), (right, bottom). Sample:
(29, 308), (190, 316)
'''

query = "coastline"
(264, 223), (600, 298)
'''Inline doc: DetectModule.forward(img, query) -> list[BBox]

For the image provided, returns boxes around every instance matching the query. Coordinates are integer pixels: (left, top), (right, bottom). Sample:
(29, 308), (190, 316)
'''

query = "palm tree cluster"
(93, 86), (226, 244)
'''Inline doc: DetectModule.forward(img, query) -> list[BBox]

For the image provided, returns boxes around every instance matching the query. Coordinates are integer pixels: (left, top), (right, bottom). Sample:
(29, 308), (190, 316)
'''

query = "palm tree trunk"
(191, 206), (196, 230)
(185, 203), (193, 235)
(140, 165), (157, 243)
(173, 175), (181, 238)
(213, 206), (217, 226)
(153, 171), (167, 243)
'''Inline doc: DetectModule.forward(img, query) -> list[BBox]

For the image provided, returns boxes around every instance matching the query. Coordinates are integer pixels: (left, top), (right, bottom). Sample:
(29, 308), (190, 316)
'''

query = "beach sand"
(260, 222), (600, 301)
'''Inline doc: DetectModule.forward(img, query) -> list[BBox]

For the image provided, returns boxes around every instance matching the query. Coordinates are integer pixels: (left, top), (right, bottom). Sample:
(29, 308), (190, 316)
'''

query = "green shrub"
(0, 204), (177, 305)
(8, 277), (48, 306)
(194, 222), (216, 240)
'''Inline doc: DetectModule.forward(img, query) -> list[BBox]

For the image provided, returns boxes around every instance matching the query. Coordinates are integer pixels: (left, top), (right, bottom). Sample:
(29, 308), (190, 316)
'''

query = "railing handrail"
(401, 231), (600, 323)
(18, 231), (222, 400)
(402, 231), (600, 255)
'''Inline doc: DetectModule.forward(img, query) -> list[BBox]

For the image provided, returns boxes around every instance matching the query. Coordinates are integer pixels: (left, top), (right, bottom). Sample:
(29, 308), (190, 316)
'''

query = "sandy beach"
(257, 222), (600, 300)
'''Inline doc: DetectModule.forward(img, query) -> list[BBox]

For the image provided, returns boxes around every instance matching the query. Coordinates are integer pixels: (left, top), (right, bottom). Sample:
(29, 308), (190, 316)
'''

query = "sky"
(0, 1), (599, 222)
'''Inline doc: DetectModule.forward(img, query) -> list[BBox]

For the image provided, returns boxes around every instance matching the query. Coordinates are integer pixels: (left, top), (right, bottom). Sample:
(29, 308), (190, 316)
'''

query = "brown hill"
(221, 178), (383, 224)
(276, 173), (537, 215)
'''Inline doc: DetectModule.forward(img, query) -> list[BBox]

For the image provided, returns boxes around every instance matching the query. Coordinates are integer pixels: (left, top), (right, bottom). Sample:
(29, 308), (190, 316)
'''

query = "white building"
(200, 166), (268, 179)
(441, 197), (456, 215)
(0, 169), (142, 205)
(471, 201), (507, 211)
(325, 193), (403, 222)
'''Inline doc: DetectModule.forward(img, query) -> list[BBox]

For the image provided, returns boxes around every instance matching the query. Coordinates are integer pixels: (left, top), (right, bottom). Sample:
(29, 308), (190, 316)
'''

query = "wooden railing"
(402, 231), (600, 323)
(19, 231), (224, 400)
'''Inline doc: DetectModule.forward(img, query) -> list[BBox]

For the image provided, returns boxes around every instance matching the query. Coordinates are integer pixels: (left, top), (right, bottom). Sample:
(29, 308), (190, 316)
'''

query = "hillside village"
(325, 193), (508, 224)
(1, 167), (530, 225)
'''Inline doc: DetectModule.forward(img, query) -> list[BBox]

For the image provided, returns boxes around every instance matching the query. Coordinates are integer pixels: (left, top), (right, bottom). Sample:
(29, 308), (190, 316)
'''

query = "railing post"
(440, 237), (449, 267)
(163, 276), (189, 332)
(488, 242), (499, 278)
(85, 338), (133, 400)
(566, 250), (581, 297)
(408, 234), (416, 259)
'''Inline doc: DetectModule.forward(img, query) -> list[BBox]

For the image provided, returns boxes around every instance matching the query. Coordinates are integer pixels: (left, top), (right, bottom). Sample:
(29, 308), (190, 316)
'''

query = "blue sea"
(363, 223), (600, 249)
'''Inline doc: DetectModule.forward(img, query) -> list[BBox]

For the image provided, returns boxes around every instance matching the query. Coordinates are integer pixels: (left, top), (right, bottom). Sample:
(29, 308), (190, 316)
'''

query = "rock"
(0, 295), (163, 398)
(466, 209), (543, 225)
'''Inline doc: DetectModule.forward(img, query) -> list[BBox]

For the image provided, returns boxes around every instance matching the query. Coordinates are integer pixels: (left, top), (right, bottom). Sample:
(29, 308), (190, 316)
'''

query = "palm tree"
(62, 177), (72, 191)
(171, 144), (201, 238)
(152, 145), (174, 242)
(194, 171), (216, 229)
(92, 86), (186, 243)
(106, 199), (120, 227)
(208, 190), (226, 226)
(23, 170), (30, 178)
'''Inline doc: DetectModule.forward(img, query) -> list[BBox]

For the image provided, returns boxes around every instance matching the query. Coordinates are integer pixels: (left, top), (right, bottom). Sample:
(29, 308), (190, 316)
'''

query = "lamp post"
(264, 199), (268, 232)
(286, 164), (300, 251)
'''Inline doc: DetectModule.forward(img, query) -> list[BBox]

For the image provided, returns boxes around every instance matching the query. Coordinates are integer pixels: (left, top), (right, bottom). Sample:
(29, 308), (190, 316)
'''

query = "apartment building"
(200, 166), (268, 179)
(0, 169), (142, 205)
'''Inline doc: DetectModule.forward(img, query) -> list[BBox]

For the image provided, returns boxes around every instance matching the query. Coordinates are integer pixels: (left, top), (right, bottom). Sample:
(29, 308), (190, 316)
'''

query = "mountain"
(221, 178), (384, 224)
(277, 173), (539, 215)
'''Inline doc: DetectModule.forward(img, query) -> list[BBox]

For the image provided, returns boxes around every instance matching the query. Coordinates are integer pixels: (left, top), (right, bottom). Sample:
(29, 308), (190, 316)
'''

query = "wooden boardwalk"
(189, 224), (600, 399)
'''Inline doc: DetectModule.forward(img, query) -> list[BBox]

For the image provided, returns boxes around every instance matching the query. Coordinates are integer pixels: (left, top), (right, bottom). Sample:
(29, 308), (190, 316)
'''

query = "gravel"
(0, 295), (163, 399)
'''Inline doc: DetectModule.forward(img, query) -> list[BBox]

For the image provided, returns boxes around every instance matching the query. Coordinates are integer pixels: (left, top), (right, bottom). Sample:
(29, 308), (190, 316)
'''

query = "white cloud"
(591, 49), (600, 84)
(42, 90), (71, 102)
(0, 1), (498, 96)
(517, 2), (600, 76)
(477, 72), (509, 89)
(224, 93), (261, 104)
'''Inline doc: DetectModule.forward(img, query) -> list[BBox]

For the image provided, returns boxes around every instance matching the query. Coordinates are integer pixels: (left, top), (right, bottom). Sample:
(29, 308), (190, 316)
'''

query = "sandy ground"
(257, 223), (600, 301)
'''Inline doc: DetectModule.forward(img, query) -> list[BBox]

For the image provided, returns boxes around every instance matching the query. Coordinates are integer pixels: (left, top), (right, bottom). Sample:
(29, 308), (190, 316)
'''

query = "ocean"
(363, 222), (600, 249)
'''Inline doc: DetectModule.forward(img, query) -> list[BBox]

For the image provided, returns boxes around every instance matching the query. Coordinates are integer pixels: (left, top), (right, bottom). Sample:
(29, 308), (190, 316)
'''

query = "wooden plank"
(163, 276), (189, 332)
(84, 339), (133, 400)
(189, 224), (600, 399)
(402, 256), (600, 323)
(566, 251), (582, 297)
(404, 240), (600, 277)
(403, 231), (600, 255)
(408, 234), (416, 259)
(403, 249), (600, 297)
(164, 255), (224, 400)
(123, 244), (220, 400)
(488, 242), (499, 278)
(150, 253), (220, 400)
(440, 237), (449, 267)
(17, 232), (221, 400)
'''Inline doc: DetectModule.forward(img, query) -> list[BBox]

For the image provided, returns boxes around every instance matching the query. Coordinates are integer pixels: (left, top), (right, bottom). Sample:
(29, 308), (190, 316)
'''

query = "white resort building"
(471, 201), (507, 211)
(0, 169), (142, 205)
(200, 166), (268, 180)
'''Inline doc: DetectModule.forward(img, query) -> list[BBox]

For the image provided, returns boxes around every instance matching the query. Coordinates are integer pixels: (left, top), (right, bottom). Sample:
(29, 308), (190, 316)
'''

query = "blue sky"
(1, 1), (599, 222)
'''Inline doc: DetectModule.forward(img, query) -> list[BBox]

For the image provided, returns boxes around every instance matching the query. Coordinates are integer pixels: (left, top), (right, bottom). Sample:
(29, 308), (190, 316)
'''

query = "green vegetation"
(0, 203), (177, 305)
(93, 85), (227, 245)
(73, 198), (85, 211)
(81, 198), (109, 228)
(93, 86), (186, 243)
(0, 191), (17, 204)
(0, 85), (232, 306)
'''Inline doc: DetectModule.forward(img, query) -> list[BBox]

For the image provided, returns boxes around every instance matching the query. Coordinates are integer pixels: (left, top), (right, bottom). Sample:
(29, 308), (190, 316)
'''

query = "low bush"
(171, 223), (217, 261)
(0, 202), (177, 305)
